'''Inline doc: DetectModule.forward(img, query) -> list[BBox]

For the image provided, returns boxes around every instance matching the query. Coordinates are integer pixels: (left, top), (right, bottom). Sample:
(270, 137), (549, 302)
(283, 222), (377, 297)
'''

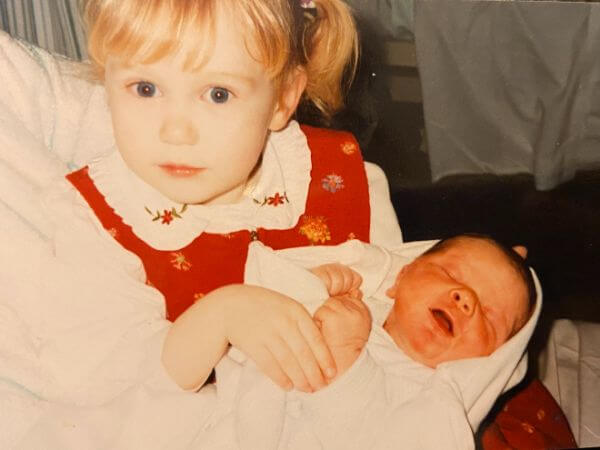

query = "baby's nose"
(450, 288), (476, 316)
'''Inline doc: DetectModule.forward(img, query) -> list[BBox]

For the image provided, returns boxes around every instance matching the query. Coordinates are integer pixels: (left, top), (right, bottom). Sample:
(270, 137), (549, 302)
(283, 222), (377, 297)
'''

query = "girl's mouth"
(430, 308), (454, 336)
(159, 164), (203, 177)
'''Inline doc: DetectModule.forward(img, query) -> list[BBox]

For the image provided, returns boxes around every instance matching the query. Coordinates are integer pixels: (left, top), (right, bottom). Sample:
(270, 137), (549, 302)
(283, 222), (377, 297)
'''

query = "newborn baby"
(195, 234), (540, 450)
(309, 233), (535, 376)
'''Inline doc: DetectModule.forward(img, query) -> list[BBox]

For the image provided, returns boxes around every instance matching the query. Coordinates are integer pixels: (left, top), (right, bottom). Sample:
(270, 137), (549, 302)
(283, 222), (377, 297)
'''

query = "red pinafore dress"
(66, 125), (371, 321)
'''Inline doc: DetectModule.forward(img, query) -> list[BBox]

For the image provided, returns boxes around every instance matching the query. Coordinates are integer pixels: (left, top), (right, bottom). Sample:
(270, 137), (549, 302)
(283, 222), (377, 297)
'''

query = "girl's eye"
(134, 82), (159, 98)
(209, 87), (230, 104)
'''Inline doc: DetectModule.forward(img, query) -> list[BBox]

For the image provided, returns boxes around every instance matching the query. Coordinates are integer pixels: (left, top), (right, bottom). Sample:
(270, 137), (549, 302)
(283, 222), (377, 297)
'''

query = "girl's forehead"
(88, 0), (294, 79)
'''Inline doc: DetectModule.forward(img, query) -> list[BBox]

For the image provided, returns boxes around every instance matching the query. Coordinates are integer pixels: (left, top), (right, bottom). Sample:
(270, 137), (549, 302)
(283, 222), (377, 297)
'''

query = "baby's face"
(383, 237), (529, 368)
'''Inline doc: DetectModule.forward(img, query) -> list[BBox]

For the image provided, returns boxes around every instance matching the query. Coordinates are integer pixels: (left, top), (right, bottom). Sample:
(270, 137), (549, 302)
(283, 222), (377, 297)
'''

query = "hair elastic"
(300, 0), (317, 8)
(299, 0), (317, 22)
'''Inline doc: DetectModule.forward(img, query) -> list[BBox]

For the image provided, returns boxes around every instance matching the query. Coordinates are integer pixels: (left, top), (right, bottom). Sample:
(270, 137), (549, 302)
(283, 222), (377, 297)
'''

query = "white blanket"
(539, 319), (600, 447)
(215, 241), (542, 450)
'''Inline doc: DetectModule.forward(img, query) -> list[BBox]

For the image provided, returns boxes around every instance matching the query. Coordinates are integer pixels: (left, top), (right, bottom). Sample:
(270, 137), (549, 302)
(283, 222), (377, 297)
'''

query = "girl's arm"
(162, 284), (337, 392)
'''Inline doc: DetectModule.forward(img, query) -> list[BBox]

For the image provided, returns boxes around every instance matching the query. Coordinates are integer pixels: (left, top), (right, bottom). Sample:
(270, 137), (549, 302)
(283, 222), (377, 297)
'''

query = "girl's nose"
(159, 117), (198, 146)
(450, 288), (477, 316)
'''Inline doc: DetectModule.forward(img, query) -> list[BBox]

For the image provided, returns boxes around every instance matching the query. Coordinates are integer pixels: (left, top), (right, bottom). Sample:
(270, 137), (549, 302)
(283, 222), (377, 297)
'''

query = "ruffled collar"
(87, 121), (312, 250)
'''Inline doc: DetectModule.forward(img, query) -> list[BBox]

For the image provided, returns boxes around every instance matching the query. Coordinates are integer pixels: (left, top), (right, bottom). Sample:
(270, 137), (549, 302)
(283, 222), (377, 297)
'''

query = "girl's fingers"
(297, 315), (337, 382)
(253, 344), (294, 391)
(280, 326), (326, 392)
(268, 335), (313, 393)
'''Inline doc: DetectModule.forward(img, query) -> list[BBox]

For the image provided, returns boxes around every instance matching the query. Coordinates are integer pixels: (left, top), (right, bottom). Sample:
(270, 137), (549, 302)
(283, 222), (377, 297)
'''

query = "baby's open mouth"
(431, 309), (454, 336)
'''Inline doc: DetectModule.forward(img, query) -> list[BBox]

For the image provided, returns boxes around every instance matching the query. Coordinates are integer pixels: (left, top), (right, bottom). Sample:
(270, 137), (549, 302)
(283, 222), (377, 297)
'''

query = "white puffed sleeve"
(365, 161), (403, 247)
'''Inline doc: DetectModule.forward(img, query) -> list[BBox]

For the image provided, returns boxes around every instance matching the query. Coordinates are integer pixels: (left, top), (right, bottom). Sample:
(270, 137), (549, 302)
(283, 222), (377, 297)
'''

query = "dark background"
(300, 22), (600, 372)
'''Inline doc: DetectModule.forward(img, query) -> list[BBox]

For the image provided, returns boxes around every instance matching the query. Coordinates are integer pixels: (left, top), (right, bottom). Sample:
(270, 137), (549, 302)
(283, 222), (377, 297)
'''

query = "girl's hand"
(222, 285), (336, 392)
(309, 263), (362, 297)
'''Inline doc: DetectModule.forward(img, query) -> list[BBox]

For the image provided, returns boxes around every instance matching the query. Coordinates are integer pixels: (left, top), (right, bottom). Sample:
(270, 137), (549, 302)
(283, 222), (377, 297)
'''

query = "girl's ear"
(269, 67), (308, 131)
(512, 245), (528, 259)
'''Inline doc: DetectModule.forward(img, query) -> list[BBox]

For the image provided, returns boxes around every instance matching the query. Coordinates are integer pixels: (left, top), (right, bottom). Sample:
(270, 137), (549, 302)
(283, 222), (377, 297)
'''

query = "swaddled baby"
(195, 234), (540, 450)
(309, 233), (535, 377)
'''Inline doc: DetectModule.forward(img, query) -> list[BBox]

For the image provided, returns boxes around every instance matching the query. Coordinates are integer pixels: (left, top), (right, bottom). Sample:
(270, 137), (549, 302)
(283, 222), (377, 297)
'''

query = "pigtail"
(301, 0), (359, 119)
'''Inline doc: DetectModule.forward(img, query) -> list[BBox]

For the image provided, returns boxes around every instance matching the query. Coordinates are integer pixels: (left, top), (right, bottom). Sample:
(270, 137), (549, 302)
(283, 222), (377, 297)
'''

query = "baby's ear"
(385, 284), (397, 298)
(512, 245), (528, 259)
(386, 266), (407, 298)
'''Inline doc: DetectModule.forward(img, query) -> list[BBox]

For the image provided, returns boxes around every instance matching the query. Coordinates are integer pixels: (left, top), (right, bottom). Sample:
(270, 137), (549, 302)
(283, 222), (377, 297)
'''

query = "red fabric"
(66, 125), (370, 321)
(259, 125), (370, 249)
(481, 379), (578, 450)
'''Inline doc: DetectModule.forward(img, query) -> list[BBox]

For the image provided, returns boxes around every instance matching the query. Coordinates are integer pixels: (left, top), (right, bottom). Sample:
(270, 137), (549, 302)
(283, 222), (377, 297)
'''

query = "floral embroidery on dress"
(536, 409), (545, 421)
(107, 227), (118, 238)
(193, 292), (205, 302)
(299, 216), (331, 244)
(254, 192), (289, 207)
(520, 422), (535, 434)
(341, 141), (357, 155)
(347, 232), (357, 240)
(145, 204), (188, 225)
(321, 174), (344, 193)
(170, 252), (192, 271)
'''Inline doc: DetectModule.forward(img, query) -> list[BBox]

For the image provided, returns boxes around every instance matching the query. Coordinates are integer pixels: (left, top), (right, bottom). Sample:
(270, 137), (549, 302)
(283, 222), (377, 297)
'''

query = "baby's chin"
(411, 347), (499, 369)
(405, 349), (438, 369)
(384, 323), (438, 368)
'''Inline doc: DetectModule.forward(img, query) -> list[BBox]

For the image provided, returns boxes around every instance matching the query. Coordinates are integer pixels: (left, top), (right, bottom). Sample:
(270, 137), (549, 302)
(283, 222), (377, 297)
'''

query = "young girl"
(0, 0), (403, 438)
(60, 0), (403, 394)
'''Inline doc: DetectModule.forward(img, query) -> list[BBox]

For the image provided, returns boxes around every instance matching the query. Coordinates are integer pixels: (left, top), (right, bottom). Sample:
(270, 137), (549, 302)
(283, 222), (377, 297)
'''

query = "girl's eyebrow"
(117, 65), (258, 89)
(203, 71), (257, 88)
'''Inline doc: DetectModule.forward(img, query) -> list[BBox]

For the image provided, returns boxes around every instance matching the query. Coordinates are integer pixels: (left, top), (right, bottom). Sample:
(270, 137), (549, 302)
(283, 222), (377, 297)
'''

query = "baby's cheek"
(395, 322), (436, 356)
(409, 330), (435, 354)
(461, 326), (495, 359)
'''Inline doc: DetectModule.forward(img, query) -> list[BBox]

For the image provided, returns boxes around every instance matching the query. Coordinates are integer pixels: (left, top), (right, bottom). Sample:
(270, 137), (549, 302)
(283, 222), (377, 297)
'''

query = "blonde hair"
(80, 0), (358, 119)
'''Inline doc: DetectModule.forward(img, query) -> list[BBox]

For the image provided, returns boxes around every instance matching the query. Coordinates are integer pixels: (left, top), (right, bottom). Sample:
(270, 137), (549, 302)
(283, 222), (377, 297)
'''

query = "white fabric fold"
(229, 240), (542, 449)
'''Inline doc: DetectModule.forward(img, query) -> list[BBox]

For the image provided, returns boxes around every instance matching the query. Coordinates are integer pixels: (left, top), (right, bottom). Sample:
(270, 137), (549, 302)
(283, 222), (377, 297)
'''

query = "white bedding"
(233, 241), (543, 450)
(539, 319), (600, 447)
